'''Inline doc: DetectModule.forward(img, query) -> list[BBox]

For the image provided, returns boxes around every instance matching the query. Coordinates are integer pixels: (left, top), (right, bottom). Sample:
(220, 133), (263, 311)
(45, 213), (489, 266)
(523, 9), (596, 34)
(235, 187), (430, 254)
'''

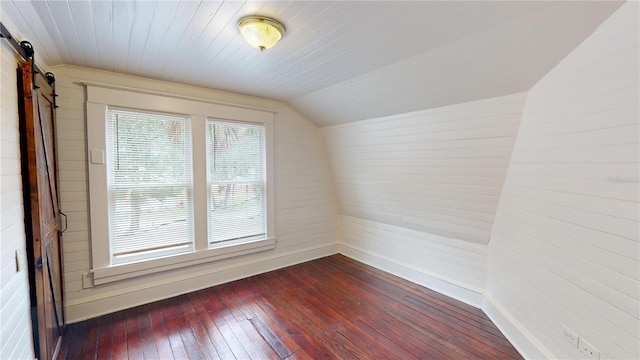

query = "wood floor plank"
(404, 294), (513, 343)
(210, 287), (272, 359)
(332, 255), (487, 317)
(64, 319), (87, 359)
(285, 349), (314, 360)
(125, 307), (144, 359)
(296, 260), (457, 358)
(147, 301), (178, 359)
(230, 280), (300, 357)
(138, 305), (160, 360)
(237, 318), (281, 360)
(306, 259), (477, 359)
(58, 255), (523, 360)
(79, 317), (99, 360)
(328, 331), (377, 360)
(180, 296), (221, 360)
(110, 311), (128, 360)
(196, 288), (251, 359)
(280, 264), (422, 360)
(96, 314), (113, 360)
(186, 290), (236, 359)
(321, 256), (522, 358)
(251, 273), (346, 359)
(248, 316), (292, 359)
(158, 298), (192, 360)
(274, 268), (415, 360)
(171, 296), (207, 360)
(244, 276), (337, 359)
(326, 256), (483, 320)
(216, 282), (253, 321)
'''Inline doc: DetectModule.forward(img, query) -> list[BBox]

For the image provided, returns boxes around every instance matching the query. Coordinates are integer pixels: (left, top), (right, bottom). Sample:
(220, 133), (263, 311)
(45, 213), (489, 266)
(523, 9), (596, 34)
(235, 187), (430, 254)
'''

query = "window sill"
(91, 237), (276, 285)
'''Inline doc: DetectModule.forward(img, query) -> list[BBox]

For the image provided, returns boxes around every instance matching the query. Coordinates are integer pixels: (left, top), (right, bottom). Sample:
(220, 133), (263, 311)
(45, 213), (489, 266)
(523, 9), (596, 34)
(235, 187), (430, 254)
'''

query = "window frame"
(86, 84), (276, 285)
(206, 119), (267, 246)
(105, 107), (195, 265)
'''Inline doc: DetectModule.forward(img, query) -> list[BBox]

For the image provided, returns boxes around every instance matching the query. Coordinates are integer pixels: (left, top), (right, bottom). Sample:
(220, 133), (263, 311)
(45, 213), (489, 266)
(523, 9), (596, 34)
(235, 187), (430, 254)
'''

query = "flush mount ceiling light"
(237, 16), (285, 52)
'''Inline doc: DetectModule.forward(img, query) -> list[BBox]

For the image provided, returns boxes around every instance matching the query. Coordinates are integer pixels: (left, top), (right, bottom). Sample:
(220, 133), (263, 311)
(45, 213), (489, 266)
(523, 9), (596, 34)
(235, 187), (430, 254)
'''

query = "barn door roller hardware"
(19, 40), (39, 90)
(0, 21), (58, 108)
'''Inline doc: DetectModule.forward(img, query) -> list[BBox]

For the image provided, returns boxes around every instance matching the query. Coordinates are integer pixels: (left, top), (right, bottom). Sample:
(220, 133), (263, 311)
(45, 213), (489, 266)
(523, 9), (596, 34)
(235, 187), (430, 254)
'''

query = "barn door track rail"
(0, 21), (58, 109)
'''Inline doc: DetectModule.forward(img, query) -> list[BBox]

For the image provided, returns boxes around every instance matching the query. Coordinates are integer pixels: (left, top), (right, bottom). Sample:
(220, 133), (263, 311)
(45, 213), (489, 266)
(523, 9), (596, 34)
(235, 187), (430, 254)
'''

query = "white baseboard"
(65, 241), (549, 360)
(340, 244), (549, 359)
(338, 244), (484, 309)
(483, 295), (551, 360)
(65, 243), (339, 323)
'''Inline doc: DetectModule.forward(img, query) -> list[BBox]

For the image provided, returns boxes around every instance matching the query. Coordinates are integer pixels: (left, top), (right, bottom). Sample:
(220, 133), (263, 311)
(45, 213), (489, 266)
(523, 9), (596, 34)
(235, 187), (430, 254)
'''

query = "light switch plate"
(90, 149), (105, 164)
(562, 325), (579, 348)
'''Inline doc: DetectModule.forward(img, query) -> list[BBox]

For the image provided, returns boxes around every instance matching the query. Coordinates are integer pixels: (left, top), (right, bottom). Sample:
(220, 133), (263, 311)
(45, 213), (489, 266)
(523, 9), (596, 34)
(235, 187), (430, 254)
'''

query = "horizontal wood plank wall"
(486, 3), (639, 360)
(0, 37), (35, 358)
(323, 93), (527, 304)
(51, 65), (339, 323)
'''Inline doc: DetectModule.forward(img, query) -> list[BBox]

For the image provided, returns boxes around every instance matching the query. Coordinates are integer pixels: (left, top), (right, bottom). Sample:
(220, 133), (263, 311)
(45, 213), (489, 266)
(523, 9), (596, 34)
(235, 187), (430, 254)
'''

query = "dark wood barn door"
(18, 61), (65, 360)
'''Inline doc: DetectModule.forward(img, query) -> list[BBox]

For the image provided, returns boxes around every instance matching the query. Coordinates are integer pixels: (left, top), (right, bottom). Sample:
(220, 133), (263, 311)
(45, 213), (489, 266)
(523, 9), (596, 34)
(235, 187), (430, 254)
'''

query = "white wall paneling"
(323, 93), (528, 304)
(1, 2), (637, 360)
(486, 3), (639, 359)
(324, 92), (527, 244)
(50, 65), (339, 322)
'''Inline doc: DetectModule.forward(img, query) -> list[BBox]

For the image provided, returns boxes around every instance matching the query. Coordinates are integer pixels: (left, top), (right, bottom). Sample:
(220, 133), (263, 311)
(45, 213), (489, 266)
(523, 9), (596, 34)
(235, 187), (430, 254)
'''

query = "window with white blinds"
(87, 84), (275, 282)
(105, 108), (193, 264)
(207, 121), (266, 245)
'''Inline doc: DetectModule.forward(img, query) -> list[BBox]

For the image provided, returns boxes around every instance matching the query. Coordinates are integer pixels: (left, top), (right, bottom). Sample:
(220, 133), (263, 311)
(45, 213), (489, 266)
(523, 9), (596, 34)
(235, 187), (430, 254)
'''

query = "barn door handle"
(59, 210), (67, 233)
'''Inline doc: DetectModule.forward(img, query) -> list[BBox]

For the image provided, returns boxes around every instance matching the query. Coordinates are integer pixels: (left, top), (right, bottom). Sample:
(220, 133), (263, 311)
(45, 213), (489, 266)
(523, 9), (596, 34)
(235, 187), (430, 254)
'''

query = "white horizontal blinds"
(105, 107), (193, 264)
(207, 120), (266, 245)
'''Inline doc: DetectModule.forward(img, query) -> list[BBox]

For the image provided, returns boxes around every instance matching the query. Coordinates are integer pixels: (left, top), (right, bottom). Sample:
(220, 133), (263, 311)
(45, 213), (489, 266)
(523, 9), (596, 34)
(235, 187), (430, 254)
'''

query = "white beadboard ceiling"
(1, 0), (623, 126)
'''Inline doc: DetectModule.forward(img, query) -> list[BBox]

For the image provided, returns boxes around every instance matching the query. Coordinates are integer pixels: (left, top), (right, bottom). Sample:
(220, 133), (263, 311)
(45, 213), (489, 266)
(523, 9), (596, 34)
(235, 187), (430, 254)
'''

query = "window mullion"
(192, 115), (208, 251)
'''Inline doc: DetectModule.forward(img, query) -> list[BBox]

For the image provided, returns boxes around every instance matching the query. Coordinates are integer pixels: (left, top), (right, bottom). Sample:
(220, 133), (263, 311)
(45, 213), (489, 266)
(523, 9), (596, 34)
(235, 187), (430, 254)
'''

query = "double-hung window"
(207, 121), (266, 246)
(86, 84), (275, 284)
(106, 108), (193, 264)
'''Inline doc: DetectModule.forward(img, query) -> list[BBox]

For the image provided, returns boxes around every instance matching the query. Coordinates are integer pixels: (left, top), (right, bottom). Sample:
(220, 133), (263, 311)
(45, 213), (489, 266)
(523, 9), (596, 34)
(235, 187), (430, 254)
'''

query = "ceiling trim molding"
(79, 80), (278, 115)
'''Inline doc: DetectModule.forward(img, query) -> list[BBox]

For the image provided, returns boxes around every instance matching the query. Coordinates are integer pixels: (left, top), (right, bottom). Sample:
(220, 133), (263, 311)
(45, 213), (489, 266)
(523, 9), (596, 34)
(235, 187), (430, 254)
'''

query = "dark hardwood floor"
(58, 255), (523, 359)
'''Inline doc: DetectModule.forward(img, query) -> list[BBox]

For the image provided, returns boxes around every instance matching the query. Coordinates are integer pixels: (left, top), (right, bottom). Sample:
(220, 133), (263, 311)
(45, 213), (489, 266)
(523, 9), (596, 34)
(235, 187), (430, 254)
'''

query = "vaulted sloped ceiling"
(1, 0), (623, 126)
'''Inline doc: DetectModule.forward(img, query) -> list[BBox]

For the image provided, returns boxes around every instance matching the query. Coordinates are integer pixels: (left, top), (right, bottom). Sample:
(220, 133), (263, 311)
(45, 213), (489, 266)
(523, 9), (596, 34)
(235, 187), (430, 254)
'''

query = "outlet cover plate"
(578, 338), (599, 360)
(562, 325), (579, 348)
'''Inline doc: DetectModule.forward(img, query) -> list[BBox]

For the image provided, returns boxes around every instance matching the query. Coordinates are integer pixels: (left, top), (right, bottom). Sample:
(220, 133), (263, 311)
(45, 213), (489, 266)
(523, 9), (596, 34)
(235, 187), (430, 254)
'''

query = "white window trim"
(85, 83), (276, 285)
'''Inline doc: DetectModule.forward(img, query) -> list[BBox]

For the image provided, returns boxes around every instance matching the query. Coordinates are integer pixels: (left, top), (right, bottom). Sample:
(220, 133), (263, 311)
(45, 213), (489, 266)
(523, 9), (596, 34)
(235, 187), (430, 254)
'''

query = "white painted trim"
(86, 84), (277, 279)
(341, 242), (551, 359)
(483, 295), (553, 360)
(70, 238), (550, 360)
(86, 85), (274, 123)
(80, 81), (278, 114)
(92, 238), (277, 285)
(338, 243), (484, 308)
(66, 243), (339, 323)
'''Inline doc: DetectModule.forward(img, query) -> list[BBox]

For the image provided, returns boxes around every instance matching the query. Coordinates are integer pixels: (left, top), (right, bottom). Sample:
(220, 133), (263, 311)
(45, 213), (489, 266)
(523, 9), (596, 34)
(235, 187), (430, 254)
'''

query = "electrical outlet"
(578, 338), (600, 360)
(562, 325), (579, 348)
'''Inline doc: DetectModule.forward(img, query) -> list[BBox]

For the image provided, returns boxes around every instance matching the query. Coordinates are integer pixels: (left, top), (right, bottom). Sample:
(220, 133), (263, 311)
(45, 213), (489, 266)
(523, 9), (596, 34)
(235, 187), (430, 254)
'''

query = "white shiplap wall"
(0, 40), (36, 358)
(486, 2), (639, 359)
(51, 65), (339, 322)
(323, 93), (527, 305)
